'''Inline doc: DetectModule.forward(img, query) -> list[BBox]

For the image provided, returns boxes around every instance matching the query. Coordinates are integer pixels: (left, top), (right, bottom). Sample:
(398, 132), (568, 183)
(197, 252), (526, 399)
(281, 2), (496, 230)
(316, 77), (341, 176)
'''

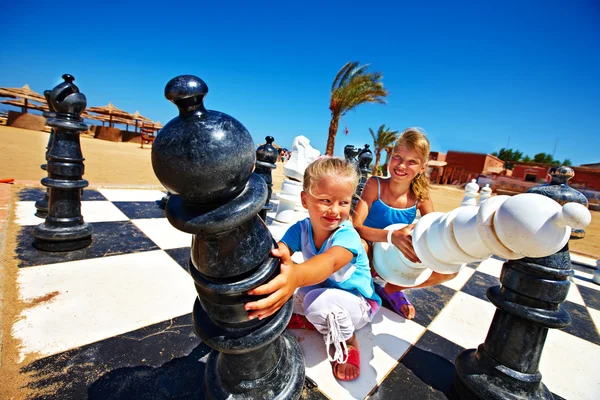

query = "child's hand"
(391, 224), (422, 263)
(244, 246), (299, 320)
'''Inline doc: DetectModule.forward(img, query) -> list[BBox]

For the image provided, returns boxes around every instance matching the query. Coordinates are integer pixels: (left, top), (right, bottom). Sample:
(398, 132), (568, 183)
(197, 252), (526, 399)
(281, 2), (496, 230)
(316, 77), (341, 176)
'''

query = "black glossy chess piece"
(151, 75), (304, 399)
(34, 97), (56, 218)
(33, 75), (93, 252)
(454, 167), (589, 399)
(159, 191), (171, 209)
(255, 136), (278, 222)
(356, 144), (373, 197)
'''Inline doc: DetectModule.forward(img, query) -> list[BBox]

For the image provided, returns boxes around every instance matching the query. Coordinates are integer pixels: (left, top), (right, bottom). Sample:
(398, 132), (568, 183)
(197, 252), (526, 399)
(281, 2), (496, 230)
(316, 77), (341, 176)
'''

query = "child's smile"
(301, 175), (354, 235)
(389, 145), (425, 182)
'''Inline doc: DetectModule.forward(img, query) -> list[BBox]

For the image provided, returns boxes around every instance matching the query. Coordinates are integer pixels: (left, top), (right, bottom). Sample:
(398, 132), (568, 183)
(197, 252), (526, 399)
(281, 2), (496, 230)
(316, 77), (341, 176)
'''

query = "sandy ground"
(1, 125), (598, 257)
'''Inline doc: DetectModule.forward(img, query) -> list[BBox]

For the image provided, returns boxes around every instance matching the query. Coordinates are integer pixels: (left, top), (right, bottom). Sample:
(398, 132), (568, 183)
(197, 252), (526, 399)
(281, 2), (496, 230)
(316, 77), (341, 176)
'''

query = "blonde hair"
(394, 127), (431, 201)
(303, 156), (359, 197)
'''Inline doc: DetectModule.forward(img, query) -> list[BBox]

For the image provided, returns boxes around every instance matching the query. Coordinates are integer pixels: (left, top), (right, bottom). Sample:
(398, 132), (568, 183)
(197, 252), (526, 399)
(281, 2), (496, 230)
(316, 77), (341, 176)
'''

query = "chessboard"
(3, 185), (599, 399)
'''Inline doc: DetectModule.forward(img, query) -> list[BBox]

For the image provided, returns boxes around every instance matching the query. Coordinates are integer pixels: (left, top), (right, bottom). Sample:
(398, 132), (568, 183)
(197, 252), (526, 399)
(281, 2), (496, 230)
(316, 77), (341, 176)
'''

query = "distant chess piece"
(478, 183), (492, 204)
(373, 193), (591, 288)
(593, 260), (600, 285)
(344, 144), (359, 170)
(274, 135), (319, 224)
(34, 93), (57, 219)
(151, 75), (304, 399)
(460, 179), (479, 206)
(454, 166), (592, 399)
(33, 74), (93, 252)
(255, 136), (278, 221)
(356, 144), (373, 197)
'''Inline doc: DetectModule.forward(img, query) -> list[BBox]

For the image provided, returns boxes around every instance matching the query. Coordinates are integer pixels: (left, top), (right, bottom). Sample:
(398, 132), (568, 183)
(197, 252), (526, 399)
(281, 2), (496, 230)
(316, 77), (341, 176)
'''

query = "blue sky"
(1, 0), (598, 165)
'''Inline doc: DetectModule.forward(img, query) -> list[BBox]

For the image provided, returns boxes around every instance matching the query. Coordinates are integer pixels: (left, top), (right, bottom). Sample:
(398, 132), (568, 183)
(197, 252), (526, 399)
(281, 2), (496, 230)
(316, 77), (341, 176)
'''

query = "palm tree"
(369, 124), (399, 176)
(381, 144), (395, 177)
(327, 61), (389, 156)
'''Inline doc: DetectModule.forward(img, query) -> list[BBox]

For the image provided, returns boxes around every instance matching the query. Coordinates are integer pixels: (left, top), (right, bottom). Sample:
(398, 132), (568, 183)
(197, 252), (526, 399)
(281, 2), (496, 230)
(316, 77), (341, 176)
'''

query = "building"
(439, 151), (504, 185)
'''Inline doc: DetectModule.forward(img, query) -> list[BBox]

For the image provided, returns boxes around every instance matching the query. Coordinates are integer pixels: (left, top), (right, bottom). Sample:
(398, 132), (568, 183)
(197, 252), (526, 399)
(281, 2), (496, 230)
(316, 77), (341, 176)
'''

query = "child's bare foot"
(333, 335), (360, 381)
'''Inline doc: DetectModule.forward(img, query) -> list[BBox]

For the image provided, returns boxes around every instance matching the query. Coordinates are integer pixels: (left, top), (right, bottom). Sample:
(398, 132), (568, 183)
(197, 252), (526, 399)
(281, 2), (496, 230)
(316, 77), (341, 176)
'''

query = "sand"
(1, 125), (598, 258)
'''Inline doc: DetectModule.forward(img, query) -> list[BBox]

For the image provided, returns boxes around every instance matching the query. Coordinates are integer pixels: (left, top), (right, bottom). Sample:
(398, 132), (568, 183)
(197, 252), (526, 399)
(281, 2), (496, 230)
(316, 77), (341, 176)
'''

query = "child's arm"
(244, 242), (354, 320)
(353, 177), (389, 243)
(353, 178), (419, 262)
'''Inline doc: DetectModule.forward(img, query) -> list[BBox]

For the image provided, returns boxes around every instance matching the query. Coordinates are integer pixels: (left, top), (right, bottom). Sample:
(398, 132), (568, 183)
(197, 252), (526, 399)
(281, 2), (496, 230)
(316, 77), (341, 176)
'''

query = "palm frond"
(331, 61), (358, 92)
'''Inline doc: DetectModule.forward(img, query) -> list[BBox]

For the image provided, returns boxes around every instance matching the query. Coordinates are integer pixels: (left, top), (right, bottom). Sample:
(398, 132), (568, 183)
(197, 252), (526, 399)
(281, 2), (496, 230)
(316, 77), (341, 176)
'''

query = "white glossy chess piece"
(274, 136), (320, 224)
(282, 136), (321, 181)
(461, 179), (479, 206)
(479, 184), (492, 204)
(373, 193), (591, 287)
(593, 260), (600, 285)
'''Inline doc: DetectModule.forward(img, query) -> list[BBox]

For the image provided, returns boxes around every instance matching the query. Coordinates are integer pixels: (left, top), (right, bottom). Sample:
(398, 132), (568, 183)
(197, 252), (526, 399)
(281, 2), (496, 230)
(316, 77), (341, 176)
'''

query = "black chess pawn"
(151, 75), (304, 399)
(255, 136), (278, 221)
(454, 166), (590, 399)
(33, 74), (93, 252)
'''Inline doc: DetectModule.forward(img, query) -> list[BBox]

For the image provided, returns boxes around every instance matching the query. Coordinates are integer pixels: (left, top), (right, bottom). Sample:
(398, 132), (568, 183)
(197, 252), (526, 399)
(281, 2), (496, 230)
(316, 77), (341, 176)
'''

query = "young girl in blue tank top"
(354, 128), (458, 320)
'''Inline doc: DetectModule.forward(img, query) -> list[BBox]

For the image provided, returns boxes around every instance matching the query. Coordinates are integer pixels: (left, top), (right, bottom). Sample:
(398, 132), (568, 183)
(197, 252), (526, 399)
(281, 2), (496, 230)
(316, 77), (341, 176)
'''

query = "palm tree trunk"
(372, 152), (382, 176)
(326, 117), (339, 156)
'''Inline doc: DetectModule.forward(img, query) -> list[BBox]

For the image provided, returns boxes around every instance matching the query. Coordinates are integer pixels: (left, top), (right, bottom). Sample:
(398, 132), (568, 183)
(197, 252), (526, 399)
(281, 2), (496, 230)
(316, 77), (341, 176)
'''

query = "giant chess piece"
(345, 144), (361, 213)
(478, 184), (492, 204)
(460, 179), (479, 206)
(356, 144), (373, 198)
(274, 135), (319, 224)
(34, 92), (58, 219)
(373, 193), (591, 288)
(33, 74), (93, 251)
(454, 166), (592, 399)
(344, 144), (360, 170)
(151, 75), (304, 399)
(255, 136), (278, 221)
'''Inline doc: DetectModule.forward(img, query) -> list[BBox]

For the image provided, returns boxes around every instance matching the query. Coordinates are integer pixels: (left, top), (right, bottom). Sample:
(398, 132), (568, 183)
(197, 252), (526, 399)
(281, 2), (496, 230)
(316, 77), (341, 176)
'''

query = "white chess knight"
(373, 193), (592, 287)
(274, 136), (320, 224)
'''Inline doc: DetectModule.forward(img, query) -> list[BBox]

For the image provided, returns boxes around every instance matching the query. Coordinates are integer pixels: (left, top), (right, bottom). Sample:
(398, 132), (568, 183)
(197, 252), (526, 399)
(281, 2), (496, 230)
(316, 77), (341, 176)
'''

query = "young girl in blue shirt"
(354, 128), (458, 320)
(245, 157), (381, 381)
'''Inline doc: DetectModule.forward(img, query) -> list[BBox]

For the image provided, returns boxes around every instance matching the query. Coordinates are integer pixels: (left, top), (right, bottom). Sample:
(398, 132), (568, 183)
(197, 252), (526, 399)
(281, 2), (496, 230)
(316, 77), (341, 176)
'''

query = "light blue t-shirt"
(281, 218), (381, 312)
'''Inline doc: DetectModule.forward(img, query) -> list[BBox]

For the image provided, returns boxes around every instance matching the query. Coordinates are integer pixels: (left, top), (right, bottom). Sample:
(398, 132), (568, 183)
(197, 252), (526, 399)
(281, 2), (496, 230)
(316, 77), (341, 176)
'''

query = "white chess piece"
(274, 136), (320, 224)
(373, 193), (591, 287)
(593, 260), (600, 285)
(479, 184), (492, 204)
(461, 179), (479, 206)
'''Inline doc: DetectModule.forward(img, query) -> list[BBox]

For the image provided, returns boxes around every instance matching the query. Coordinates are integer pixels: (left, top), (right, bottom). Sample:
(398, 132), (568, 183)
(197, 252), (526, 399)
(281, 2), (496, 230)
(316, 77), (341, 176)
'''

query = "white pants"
(293, 285), (372, 363)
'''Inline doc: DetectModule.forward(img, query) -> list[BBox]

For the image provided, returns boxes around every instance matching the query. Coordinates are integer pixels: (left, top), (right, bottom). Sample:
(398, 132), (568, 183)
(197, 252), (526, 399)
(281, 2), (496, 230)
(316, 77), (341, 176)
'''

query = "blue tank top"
(362, 178), (418, 229)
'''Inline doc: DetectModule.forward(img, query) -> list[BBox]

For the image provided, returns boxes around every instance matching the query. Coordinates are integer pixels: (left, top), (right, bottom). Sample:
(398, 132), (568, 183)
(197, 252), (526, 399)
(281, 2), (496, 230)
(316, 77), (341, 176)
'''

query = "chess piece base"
(204, 333), (305, 400)
(454, 345), (553, 400)
(33, 222), (93, 252)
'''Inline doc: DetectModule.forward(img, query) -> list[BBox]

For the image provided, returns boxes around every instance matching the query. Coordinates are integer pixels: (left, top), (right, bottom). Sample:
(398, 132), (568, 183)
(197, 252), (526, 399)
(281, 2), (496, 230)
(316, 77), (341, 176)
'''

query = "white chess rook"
(374, 193), (592, 287)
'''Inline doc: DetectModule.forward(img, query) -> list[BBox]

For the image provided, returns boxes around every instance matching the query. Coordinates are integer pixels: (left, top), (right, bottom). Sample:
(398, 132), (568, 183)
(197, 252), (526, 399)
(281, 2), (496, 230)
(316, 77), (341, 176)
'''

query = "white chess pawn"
(479, 184), (492, 204)
(461, 179), (479, 206)
(373, 192), (592, 287)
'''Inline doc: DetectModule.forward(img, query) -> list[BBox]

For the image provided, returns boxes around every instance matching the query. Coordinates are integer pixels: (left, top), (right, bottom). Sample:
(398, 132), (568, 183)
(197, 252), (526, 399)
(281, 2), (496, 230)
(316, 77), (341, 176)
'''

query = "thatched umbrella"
(0, 84), (46, 113)
(87, 102), (136, 128)
(132, 110), (152, 132)
(1, 98), (48, 113)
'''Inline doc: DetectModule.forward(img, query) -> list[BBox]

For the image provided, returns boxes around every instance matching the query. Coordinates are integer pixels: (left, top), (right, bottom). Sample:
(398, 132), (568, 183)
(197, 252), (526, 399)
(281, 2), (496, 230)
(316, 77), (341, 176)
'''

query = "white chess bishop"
(274, 136), (320, 224)
(373, 193), (592, 287)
